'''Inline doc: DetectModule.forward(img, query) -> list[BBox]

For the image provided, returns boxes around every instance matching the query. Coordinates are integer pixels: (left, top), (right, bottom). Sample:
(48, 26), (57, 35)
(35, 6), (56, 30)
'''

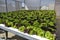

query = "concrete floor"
(56, 18), (60, 40)
(55, 0), (60, 40)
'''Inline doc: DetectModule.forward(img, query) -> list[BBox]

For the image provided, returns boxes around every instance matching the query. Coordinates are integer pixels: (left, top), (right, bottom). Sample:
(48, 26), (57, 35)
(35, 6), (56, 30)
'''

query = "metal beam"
(5, 31), (8, 40)
(5, 0), (8, 12)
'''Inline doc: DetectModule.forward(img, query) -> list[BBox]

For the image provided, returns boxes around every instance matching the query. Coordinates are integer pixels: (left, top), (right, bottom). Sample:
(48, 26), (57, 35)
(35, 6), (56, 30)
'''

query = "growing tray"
(0, 24), (49, 40)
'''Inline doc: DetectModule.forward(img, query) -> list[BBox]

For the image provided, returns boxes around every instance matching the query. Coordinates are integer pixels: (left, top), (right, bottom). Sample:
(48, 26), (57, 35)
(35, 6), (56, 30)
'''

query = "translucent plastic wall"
(41, 0), (55, 10)
(0, 0), (55, 12)
(0, 0), (16, 12)
(7, 0), (16, 11)
(0, 0), (6, 12)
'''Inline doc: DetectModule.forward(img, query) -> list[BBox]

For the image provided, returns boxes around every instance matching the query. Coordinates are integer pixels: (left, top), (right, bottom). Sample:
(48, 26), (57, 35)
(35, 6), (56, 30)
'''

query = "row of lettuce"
(0, 10), (56, 40)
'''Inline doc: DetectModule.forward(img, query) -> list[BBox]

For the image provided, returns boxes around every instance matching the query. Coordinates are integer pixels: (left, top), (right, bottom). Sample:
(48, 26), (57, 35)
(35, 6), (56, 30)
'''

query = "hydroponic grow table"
(0, 24), (49, 40)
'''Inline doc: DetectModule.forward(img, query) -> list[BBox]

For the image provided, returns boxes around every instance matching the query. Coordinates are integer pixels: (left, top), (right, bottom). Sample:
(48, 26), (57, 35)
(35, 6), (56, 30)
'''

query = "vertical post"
(5, 0), (8, 12)
(24, 0), (25, 8)
(14, 0), (16, 11)
(15, 0), (17, 11)
(54, 0), (56, 10)
(40, 0), (41, 10)
(15, 1), (19, 10)
(5, 31), (8, 40)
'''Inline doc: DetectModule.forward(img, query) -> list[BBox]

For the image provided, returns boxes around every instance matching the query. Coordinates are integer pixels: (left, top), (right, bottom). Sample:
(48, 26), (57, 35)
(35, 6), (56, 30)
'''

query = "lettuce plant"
(0, 10), (56, 40)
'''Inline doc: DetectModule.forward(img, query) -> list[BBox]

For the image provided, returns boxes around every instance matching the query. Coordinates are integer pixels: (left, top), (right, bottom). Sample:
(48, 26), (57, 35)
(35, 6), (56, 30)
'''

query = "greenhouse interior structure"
(0, 0), (60, 40)
(0, 0), (55, 12)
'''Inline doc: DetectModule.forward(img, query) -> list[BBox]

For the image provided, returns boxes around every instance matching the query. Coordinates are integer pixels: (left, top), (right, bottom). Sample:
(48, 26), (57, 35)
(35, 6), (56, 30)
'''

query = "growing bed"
(0, 24), (48, 40)
(0, 10), (56, 40)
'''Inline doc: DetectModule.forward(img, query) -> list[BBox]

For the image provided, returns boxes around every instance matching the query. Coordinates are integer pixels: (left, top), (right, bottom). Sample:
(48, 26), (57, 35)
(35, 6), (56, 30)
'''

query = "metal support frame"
(5, 0), (8, 12)
(0, 29), (8, 40)
(5, 31), (8, 40)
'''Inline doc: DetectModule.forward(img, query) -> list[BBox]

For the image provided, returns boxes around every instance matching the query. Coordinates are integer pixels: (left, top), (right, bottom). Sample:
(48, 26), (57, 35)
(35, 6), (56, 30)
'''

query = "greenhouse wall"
(7, 0), (16, 11)
(0, 0), (6, 12)
(0, 0), (55, 12)
(55, 0), (60, 16)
